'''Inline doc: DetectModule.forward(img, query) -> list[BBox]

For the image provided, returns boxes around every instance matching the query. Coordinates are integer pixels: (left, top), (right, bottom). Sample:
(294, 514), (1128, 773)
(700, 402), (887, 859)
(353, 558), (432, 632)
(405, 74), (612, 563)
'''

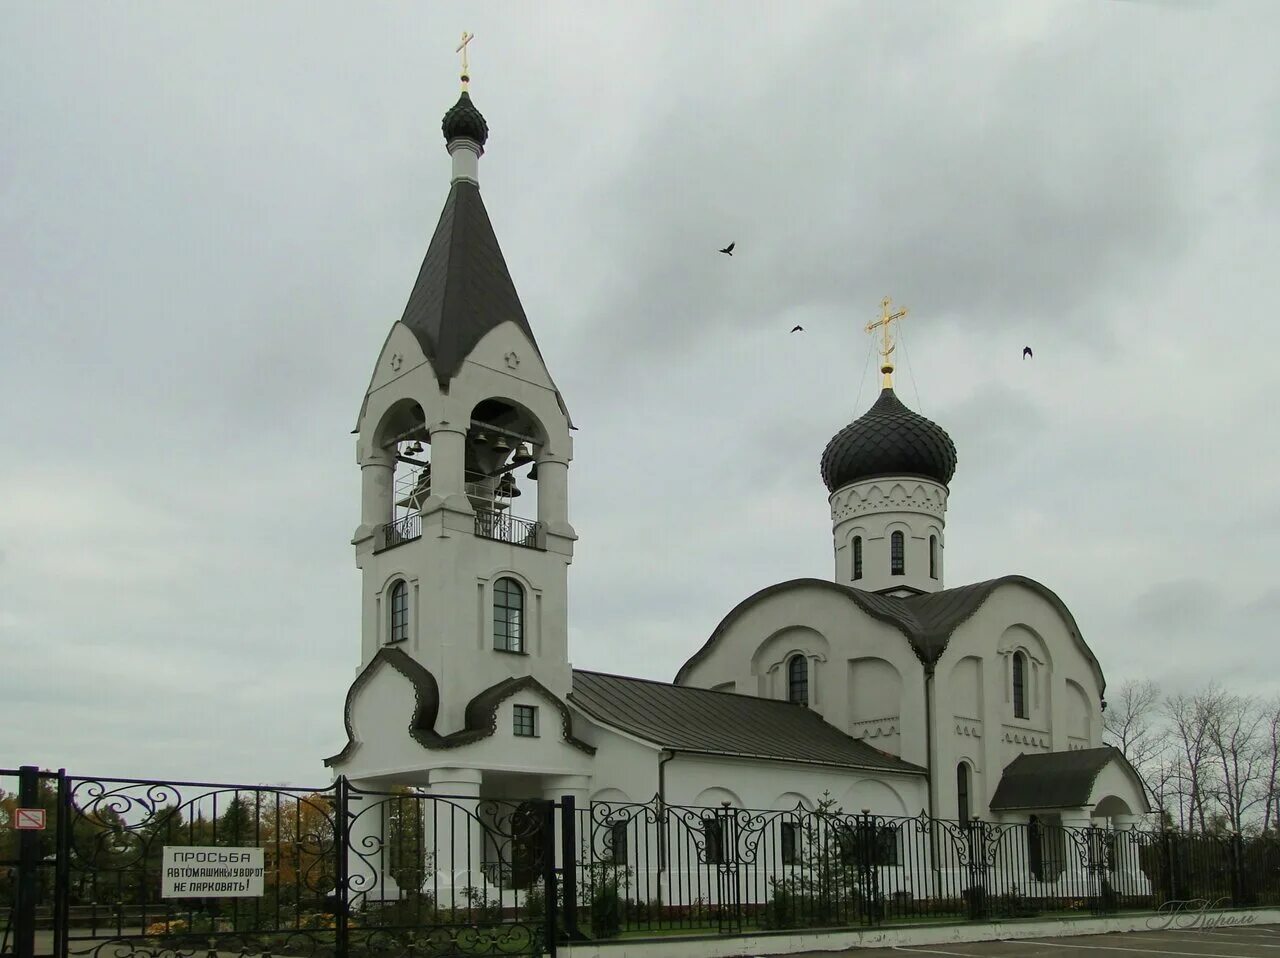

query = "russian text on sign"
(161, 846), (265, 898)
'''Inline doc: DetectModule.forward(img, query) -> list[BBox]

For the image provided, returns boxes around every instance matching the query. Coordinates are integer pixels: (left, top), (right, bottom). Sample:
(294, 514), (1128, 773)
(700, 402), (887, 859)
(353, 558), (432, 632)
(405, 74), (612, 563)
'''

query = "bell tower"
(349, 65), (577, 736)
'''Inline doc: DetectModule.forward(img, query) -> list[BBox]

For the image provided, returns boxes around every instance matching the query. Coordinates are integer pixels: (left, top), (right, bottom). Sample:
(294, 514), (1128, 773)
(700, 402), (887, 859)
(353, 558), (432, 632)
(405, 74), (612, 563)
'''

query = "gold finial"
(456, 31), (474, 88)
(865, 296), (908, 389)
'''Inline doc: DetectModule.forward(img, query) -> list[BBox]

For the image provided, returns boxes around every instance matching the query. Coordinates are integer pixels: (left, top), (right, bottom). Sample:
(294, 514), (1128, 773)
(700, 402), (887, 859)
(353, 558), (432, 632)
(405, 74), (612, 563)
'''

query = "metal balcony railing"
(474, 510), (542, 549)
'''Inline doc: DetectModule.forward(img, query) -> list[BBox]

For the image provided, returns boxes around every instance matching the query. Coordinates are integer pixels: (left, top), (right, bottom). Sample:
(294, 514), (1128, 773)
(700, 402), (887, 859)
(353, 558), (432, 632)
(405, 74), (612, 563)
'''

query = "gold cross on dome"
(456, 31), (474, 87)
(865, 296), (908, 389)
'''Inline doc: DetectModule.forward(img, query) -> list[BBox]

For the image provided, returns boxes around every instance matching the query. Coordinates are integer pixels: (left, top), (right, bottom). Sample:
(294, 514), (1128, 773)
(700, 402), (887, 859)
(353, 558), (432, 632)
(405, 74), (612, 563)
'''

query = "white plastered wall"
(678, 583), (927, 768)
(932, 581), (1105, 822)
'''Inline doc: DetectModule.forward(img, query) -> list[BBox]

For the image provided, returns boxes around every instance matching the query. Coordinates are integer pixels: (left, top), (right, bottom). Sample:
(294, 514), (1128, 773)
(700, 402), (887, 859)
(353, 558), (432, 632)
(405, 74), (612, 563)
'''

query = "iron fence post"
(334, 776), (349, 958)
(540, 800), (558, 958)
(53, 770), (71, 958)
(557, 796), (581, 941)
(13, 767), (41, 958)
(1230, 831), (1245, 906)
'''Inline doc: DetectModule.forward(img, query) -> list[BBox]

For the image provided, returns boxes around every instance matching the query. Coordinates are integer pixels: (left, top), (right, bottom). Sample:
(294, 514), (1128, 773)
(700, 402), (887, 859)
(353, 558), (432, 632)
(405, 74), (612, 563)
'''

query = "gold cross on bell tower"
(456, 31), (474, 88)
(865, 296), (908, 389)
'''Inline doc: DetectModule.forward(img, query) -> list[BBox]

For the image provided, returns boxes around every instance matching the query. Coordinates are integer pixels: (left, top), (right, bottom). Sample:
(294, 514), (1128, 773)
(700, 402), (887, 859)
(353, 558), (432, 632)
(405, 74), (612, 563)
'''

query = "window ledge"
(494, 647), (529, 656)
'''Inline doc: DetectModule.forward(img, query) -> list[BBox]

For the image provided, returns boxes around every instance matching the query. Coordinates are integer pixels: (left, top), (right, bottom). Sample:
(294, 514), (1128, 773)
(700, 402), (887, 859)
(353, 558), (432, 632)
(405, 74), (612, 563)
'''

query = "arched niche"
(751, 627), (830, 704)
(693, 786), (743, 808)
(1065, 679), (1092, 743)
(998, 624), (1053, 723)
(949, 655), (983, 719)
(772, 791), (814, 812)
(848, 656), (903, 726)
(839, 779), (908, 817)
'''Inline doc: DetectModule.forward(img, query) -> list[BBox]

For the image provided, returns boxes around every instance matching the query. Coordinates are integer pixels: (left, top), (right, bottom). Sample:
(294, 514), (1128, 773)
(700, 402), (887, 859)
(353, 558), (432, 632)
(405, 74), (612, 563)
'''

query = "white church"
(323, 74), (1150, 895)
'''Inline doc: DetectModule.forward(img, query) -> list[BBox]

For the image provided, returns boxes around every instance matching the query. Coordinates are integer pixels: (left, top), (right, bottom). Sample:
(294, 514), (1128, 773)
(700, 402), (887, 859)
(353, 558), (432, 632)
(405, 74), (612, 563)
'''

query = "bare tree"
(1263, 697), (1280, 834)
(1165, 688), (1219, 833)
(1204, 691), (1268, 834)
(1104, 679), (1167, 817)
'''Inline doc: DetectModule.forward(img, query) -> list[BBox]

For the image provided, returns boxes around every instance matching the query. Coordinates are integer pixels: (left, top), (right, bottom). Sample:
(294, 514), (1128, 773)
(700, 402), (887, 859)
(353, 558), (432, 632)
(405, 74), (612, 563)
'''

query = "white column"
(346, 782), (403, 905)
(426, 767), (484, 906)
(535, 455), (574, 539)
(543, 775), (590, 870)
(423, 422), (473, 515)
(1108, 814), (1149, 897)
(1059, 810), (1097, 899)
(354, 448), (395, 548)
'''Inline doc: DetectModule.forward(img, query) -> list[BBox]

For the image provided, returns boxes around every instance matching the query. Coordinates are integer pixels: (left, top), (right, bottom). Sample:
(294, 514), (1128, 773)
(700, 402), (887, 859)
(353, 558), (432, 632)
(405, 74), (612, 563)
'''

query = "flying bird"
(791, 325), (804, 333)
(719, 242), (735, 256)
(1023, 346), (1033, 359)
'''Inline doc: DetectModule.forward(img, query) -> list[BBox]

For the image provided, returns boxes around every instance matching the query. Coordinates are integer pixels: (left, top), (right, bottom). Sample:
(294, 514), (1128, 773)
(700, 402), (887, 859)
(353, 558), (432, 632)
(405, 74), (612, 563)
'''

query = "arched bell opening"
(467, 398), (546, 546)
(369, 400), (429, 539)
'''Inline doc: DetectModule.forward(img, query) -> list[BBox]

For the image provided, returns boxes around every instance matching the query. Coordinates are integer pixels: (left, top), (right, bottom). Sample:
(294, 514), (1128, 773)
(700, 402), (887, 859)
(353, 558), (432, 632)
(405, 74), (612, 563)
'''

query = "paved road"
(787, 923), (1280, 957)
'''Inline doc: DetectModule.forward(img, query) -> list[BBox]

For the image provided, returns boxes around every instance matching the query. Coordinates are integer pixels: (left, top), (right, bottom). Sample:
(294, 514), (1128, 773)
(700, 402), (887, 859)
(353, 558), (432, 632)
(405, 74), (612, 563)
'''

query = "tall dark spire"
(396, 88), (542, 389)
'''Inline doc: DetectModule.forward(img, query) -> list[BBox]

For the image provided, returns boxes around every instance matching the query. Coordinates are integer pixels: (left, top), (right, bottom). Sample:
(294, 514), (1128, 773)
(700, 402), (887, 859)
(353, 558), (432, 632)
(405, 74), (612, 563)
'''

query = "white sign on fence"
(161, 846), (265, 898)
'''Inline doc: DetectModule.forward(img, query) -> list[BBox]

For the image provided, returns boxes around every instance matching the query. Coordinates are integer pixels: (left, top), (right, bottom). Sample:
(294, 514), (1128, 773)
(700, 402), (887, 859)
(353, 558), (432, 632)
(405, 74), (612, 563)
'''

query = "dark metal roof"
(673, 576), (1106, 693)
(989, 746), (1149, 811)
(821, 388), (957, 491)
(325, 648), (594, 766)
(399, 179), (545, 389)
(569, 670), (926, 775)
(442, 91), (489, 148)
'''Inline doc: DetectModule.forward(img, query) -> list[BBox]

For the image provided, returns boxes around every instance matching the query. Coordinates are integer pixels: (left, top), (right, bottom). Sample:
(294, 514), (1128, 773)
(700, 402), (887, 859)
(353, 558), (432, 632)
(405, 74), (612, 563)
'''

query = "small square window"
(513, 704), (538, 738)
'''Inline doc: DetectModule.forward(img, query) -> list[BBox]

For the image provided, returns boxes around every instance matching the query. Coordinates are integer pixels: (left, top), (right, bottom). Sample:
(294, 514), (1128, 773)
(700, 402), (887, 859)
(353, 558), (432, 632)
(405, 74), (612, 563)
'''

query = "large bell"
(493, 434), (511, 454)
(512, 442), (534, 465)
(527, 462), (539, 481)
(496, 474), (521, 499)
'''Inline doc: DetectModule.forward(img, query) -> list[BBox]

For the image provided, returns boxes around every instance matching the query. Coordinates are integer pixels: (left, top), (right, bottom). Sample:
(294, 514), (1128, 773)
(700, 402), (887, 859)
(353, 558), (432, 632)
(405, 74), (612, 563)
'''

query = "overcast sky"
(2, 0), (1277, 787)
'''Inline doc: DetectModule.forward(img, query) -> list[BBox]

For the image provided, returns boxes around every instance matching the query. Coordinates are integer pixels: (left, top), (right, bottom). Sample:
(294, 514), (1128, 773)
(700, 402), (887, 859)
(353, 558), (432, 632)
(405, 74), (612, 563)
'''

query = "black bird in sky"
(719, 242), (735, 256)
(791, 325), (804, 333)
(1023, 346), (1033, 359)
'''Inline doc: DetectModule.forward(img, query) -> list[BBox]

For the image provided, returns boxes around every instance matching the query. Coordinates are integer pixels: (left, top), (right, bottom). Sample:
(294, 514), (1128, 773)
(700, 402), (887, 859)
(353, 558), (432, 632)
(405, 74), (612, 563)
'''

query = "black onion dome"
(442, 91), (489, 147)
(820, 388), (957, 492)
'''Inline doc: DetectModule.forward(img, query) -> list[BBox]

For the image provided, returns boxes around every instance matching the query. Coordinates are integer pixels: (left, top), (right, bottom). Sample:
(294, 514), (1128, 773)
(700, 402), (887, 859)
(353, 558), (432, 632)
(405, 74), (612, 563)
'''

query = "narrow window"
(1028, 815), (1043, 882)
(610, 821), (629, 864)
(957, 762), (971, 825)
(891, 531), (905, 575)
(388, 580), (409, 644)
(780, 822), (799, 865)
(876, 827), (899, 867)
(853, 536), (863, 581)
(513, 704), (537, 737)
(930, 535), (938, 579)
(1013, 651), (1027, 719)
(703, 817), (723, 865)
(494, 577), (525, 652)
(787, 654), (808, 707)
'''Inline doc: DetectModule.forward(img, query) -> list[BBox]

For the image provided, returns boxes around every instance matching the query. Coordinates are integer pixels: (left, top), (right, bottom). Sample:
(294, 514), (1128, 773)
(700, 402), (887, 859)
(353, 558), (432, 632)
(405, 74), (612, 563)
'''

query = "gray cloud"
(2, 1), (1278, 785)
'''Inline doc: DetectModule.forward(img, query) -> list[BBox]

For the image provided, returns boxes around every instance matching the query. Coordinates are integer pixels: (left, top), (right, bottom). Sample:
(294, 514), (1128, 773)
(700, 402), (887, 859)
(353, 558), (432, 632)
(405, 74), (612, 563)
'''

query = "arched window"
(929, 535), (938, 579)
(388, 580), (409, 644)
(1012, 651), (1028, 719)
(853, 536), (863, 581)
(891, 531), (905, 575)
(787, 655), (808, 707)
(957, 762), (971, 825)
(494, 577), (525, 653)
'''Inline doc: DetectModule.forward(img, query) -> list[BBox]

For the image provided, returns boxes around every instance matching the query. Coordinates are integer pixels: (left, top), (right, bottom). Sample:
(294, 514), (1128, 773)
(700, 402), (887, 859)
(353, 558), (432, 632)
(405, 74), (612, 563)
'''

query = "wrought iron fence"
(473, 512), (541, 549)
(567, 797), (1280, 939)
(6, 765), (1280, 958)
